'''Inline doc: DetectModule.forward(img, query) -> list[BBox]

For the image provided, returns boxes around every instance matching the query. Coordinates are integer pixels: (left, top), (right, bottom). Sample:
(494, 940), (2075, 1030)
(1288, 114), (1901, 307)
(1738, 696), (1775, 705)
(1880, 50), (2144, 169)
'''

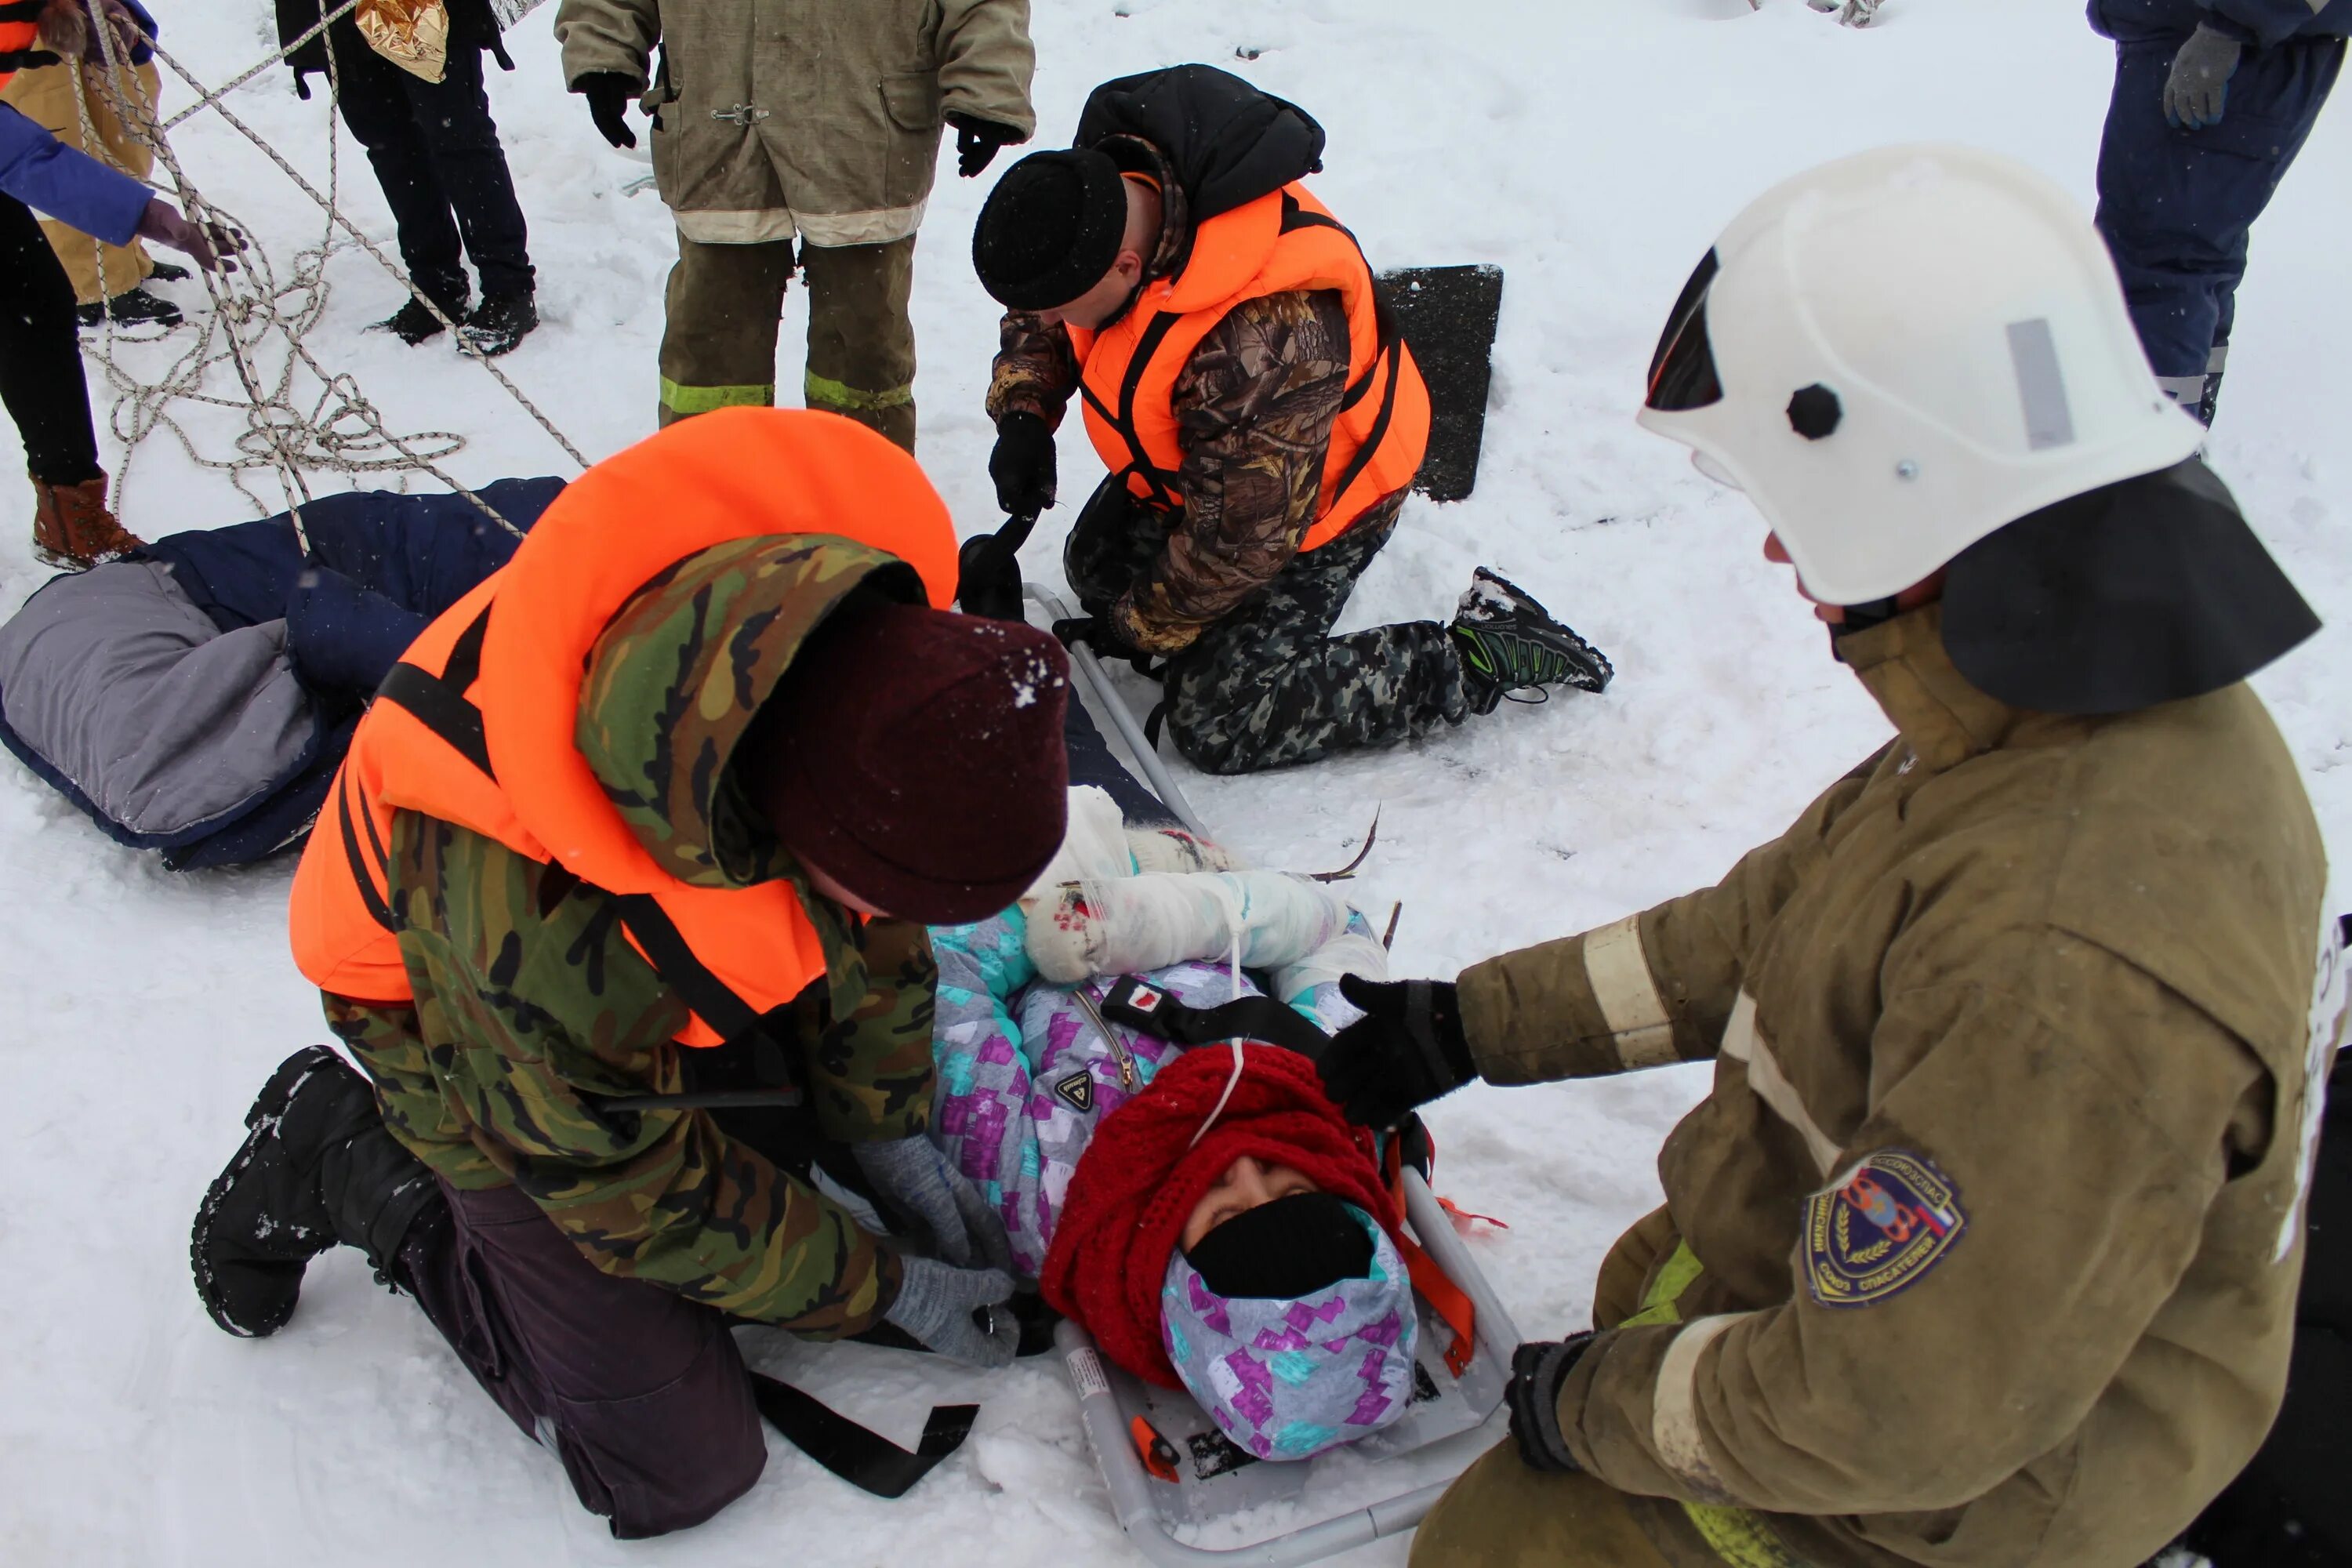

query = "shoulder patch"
(1054, 1070), (1095, 1114)
(1802, 1149), (1966, 1309)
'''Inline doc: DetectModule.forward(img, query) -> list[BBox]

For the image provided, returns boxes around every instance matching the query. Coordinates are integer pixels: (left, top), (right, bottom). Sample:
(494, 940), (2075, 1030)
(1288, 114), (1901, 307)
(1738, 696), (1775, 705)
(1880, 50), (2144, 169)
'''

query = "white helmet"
(1635, 144), (2205, 608)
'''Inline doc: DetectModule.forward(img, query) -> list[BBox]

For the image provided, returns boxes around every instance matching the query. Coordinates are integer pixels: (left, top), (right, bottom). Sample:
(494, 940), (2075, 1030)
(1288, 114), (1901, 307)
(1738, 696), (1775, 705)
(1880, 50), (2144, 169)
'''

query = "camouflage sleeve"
(324, 992), (505, 1189)
(390, 816), (902, 1334)
(986, 310), (1078, 427)
(803, 916), (941, 1145)
(1113, 289), (1352, 656)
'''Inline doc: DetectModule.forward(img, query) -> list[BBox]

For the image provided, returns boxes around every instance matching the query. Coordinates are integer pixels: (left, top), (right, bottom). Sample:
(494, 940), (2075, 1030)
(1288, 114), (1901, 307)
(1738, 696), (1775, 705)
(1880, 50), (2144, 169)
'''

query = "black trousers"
(0, 191), (102, 484)
(327, 29), (532, 307)
(399, 1181), (767, 1538)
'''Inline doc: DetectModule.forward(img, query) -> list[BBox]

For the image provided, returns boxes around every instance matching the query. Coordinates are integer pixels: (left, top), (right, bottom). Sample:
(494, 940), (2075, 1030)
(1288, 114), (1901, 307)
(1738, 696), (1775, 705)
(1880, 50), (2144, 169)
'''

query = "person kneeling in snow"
(1323, 149), (2333, 1568)
(973, 65), (1611, 775)
(927, 802), (1420, 1458)
(187, 411), (1072, 1538)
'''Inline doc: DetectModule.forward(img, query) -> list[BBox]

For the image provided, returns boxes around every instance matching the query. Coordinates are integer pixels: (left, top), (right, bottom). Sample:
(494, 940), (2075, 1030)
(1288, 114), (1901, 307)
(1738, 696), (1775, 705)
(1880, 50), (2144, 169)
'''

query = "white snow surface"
(4, 1), (2349, 1563)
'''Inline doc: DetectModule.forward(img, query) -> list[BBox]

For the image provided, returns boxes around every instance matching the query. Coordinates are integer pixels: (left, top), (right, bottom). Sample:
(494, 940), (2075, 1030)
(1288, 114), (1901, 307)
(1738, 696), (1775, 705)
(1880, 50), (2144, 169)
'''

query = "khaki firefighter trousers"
(0, 58), (160, 306)
(1410, 1207), (1778, 1568)
(656, 231), (916, 452)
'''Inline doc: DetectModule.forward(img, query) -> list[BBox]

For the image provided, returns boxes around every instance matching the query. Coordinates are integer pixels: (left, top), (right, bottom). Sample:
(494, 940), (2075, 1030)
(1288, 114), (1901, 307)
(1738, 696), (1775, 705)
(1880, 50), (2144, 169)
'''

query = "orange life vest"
(0, 1), (56, 92)
(1067, 183), (1431, 551)
(287, 409), (960, 1047)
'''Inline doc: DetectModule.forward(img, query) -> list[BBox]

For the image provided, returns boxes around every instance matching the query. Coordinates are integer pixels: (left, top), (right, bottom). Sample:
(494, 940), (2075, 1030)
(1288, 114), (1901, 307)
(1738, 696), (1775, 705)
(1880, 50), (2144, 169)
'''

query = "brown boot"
(31, 474), (145, 570)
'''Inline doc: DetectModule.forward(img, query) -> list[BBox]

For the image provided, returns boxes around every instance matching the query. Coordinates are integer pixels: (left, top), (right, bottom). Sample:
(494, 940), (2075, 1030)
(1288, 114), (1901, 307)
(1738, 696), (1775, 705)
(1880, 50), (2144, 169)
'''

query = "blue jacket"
(0, 480), (561, 868)
(2093, 0), (2352, 45)
(0, 2), (163, 241)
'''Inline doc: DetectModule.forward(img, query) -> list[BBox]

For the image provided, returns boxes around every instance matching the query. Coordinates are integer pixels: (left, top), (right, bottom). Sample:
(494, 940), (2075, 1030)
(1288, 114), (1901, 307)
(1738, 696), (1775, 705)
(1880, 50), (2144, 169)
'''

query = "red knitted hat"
(745, 601), (1071, 924)
(1039, 1044), (1403, 1388)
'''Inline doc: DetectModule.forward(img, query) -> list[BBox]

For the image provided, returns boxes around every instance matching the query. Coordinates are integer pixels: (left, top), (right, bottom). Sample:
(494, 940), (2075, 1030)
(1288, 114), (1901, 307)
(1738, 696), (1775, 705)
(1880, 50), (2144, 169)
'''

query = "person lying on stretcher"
(927, 786), (1422, 1461)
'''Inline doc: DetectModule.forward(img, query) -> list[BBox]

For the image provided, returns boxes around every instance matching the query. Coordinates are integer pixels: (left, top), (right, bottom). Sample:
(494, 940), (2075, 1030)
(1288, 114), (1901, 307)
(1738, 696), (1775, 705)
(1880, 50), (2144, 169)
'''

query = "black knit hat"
(972, 148), (1131, 310)
(1183, 1192), (1375, 1301)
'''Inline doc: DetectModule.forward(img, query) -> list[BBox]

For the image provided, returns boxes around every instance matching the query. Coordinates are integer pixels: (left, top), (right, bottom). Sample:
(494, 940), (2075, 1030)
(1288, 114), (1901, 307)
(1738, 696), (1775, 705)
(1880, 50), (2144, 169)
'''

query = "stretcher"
(1025, 583), (1525, 1565)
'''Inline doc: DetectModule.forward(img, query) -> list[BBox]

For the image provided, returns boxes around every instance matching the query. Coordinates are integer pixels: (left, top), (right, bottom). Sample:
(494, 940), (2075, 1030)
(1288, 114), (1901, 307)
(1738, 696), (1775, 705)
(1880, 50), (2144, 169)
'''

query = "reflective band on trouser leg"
(1618, 1240), (1704, 1329)
(1582, 915), (1677, 1069)
(804, 371), (913, 412)
(2154, 373), (2206, 408)
(1682, 1503), (1806, 1568)
(659, 377), (775, 419)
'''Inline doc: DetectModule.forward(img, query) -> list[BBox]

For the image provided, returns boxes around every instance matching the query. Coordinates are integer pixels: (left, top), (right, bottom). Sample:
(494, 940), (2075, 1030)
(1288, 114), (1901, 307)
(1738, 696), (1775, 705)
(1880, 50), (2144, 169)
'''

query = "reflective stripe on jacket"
(1067, 183), (1430, 551)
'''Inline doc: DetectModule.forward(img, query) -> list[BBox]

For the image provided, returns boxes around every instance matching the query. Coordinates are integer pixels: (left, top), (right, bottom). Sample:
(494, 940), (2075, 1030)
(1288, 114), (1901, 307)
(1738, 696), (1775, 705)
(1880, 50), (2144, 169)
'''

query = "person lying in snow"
(0, 477), (560, 868)
(927, 788), (1421, 1460)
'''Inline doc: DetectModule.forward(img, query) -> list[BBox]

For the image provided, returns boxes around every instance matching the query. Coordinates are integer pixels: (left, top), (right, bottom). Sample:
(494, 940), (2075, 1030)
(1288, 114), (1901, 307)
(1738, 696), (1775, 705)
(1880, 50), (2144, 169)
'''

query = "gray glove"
(854, 1134), (1014, 1273)
(2164, 24), (2242, 129)
(884, 1257), (1020, 1368)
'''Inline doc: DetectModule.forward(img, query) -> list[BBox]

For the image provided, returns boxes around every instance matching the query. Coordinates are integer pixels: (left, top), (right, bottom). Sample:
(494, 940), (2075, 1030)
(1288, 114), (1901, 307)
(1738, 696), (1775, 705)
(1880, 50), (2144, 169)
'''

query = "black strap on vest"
(0, 2), (49, 18)
(1098, 974), (1335, 1062)
(0, 47), (60, 69)
(1277, 191), (1409, 507)
(356, 598), (975, 1500)
(1080, 311), (1185, 511)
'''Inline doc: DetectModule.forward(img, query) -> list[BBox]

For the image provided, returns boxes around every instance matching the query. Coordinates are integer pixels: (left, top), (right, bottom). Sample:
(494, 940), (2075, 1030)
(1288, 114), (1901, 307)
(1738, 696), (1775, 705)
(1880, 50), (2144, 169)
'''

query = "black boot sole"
(189, 1046), (346, 1338)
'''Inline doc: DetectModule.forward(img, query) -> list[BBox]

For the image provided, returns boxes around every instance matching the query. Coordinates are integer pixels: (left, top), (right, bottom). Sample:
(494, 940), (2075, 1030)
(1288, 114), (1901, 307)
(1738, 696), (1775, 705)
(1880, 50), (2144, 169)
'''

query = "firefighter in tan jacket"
(1317, 147), (2340, 1568)
(553, 0), (1036, 445)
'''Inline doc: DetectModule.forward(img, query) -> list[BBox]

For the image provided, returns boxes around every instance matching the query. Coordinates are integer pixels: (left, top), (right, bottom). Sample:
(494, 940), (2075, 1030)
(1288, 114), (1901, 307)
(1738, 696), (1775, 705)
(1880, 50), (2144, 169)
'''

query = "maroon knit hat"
(742, 602), (1072, 924)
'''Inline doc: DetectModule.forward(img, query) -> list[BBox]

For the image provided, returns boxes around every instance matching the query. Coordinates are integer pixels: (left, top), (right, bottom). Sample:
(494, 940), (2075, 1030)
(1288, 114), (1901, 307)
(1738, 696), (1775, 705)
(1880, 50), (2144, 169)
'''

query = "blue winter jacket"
(0, 479), (561, 868)
(0, 2), (162, 242)
(2092, 0), (2352, 45)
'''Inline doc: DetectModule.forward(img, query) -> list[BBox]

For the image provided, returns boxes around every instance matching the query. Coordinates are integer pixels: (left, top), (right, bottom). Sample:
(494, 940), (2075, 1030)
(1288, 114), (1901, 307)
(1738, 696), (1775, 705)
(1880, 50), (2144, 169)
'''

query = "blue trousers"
(2092, 29), (2342, 415)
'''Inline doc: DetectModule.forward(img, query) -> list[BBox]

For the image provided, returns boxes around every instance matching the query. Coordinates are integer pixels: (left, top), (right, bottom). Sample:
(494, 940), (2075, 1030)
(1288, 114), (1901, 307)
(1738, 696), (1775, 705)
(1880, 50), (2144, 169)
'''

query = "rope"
(56, 6), (593, 543)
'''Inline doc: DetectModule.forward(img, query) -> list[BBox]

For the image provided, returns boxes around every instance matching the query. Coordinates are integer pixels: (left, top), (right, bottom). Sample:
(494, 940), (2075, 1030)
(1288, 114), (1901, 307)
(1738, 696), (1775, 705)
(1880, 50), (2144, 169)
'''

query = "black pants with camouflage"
(1065, 477), (1466, 775)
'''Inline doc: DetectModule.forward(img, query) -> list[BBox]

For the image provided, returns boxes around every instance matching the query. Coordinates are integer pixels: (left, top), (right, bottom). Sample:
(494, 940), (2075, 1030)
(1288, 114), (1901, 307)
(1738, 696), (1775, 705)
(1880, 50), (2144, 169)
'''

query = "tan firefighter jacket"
(554, 0), (1034, 246)
(1458, 603), (2339, 1568)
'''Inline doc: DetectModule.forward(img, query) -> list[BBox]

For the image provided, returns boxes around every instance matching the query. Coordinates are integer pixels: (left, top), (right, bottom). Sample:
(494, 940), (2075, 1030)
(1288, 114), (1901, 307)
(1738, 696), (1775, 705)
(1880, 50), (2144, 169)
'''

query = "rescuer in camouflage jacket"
(188, 412), (1073, 1537)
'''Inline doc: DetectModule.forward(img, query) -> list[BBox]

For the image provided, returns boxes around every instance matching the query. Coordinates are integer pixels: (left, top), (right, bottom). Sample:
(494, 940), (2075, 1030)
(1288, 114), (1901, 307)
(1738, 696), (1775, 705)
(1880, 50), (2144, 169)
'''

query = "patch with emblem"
(1053, 1070), (1095, 1114)
(1802, 1149), (1967, 1308)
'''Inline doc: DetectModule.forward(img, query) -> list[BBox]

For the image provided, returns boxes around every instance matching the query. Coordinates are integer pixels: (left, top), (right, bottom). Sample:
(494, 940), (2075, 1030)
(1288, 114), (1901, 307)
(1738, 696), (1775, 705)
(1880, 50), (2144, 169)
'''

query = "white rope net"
(58, 0), (584, 546)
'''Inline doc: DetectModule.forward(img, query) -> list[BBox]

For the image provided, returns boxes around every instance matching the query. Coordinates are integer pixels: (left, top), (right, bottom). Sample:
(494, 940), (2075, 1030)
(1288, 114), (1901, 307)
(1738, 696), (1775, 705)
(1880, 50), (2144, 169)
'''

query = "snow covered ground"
(2, 0), (2347, 1562)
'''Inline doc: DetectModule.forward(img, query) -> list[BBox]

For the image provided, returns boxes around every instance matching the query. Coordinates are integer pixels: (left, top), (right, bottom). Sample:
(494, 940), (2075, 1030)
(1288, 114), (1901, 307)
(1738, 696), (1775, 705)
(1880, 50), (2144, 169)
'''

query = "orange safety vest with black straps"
(286, 409), (960, 1048)
(0, 0), (56, 89)
(1067, 183), (1431, 551)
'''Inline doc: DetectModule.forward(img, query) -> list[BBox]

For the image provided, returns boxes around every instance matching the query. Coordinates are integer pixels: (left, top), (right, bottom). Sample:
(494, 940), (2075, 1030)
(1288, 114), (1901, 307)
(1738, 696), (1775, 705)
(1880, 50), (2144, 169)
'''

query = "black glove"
(989, 410), (1057, 514)
(575, 71), (640, 150)
(1051, 614), (1112, 652)
(1505, 1336), (1593, 1473)
(1318, 975), (1475, 1129)
(946, 112), (1024, 178)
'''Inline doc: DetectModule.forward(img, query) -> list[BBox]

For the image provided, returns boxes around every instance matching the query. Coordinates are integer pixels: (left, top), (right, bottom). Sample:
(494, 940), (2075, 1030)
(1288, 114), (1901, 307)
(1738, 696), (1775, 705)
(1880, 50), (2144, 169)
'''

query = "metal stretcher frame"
(1022, 583), (1525, 1565)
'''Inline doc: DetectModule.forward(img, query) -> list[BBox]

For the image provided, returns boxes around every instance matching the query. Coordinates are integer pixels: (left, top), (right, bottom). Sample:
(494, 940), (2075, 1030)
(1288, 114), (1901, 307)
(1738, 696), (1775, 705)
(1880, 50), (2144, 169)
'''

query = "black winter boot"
(375, 295), (463, 346)
(190, 1046), (441, 1338)
(457, 291), (537, 358)
(1449, 567), (1613, 715)
(75, 287), (184, 330)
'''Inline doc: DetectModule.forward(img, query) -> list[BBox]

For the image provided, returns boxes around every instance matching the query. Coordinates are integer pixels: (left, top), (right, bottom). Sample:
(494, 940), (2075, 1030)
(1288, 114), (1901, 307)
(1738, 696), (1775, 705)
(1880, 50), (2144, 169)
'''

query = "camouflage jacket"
(986, 135), (1397, 657)
(330, 538), (941, 1336)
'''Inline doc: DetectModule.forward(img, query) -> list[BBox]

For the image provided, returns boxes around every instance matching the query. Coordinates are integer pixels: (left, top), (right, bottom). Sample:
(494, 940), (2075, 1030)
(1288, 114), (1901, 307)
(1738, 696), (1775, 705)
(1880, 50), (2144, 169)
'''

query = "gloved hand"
(855, 1134), (1014, 1274)
(1317, 975), (1476, 1129)
(2164, 24), (2242, 129)
(1051, 614), (1139, 659)
(989, 409), (1057, 514)
(946, 112), (1025, 178)
(575, 71), (641, 150)
(1504, 1336), (1594, 1473)
(884, 1256), (1021, 1368)
(134, 198), (243, 272)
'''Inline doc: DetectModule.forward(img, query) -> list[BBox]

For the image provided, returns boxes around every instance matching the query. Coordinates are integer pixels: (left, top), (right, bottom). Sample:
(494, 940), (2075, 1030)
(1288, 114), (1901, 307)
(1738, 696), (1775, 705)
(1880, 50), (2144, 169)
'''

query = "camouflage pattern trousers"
(1065, 478), (1468, 775)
